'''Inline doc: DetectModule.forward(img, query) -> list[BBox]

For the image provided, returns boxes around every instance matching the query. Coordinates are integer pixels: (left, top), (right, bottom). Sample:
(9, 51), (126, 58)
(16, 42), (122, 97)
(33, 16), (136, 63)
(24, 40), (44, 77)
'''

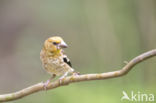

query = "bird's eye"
(53, 42), (58, 45)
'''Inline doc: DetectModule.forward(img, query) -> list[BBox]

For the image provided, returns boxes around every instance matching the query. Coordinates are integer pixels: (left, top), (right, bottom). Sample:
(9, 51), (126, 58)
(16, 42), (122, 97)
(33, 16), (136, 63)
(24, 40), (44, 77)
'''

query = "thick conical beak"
(59, 41), (68, 48)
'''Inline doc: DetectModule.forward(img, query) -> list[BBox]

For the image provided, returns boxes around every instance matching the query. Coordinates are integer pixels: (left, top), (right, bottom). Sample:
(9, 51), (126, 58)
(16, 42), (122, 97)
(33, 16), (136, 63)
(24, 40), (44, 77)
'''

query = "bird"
(40, 36), (78, 88)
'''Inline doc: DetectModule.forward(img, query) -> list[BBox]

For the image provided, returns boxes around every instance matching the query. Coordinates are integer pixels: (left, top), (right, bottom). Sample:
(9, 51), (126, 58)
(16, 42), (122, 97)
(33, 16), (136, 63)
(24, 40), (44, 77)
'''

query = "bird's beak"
(59, 41), (68, 48)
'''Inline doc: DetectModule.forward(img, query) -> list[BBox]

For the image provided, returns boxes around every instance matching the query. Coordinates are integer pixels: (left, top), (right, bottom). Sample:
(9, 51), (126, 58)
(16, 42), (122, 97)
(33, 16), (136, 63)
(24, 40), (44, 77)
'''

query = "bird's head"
(44, 36), (68, 53)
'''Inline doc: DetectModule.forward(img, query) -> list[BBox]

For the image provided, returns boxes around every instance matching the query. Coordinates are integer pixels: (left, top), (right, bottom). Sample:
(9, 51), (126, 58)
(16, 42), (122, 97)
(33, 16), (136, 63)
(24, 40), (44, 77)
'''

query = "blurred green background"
(0, 0), (156, 103)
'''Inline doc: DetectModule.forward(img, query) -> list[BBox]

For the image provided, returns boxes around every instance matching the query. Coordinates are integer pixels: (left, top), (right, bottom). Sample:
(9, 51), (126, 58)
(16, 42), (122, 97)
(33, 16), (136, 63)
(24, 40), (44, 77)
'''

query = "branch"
(0, 49), (156, 102)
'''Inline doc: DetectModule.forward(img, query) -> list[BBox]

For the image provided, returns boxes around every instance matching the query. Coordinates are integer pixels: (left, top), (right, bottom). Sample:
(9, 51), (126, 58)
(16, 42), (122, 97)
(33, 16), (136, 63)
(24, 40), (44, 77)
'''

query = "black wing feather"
(63, 57), (72, 67)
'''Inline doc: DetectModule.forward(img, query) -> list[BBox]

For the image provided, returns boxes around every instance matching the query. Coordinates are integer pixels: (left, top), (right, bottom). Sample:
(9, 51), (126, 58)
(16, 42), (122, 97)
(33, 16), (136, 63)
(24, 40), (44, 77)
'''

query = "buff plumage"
(40, 36), (76, 88)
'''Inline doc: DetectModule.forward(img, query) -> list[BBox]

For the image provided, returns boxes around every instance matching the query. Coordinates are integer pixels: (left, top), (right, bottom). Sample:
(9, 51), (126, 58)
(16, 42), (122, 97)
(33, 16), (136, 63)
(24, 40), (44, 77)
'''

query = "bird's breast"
(43, 56), (70, 76)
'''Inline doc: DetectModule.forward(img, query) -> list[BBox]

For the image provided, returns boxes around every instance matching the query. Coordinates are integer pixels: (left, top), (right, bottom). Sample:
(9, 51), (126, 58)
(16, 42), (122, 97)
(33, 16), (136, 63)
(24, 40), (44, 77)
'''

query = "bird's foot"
(43, 79), (50, 90)
(73, 71), (80, 76)
(58, 76), (65, 84)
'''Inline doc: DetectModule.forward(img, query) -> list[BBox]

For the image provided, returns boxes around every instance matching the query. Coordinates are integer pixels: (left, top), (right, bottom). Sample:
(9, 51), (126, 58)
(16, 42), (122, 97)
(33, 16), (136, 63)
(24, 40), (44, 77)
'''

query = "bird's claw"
(58, 78), (63, 84)
(43, 80), (50, 90)
(58, 76), (65, 84)
(73, 72), (80, 76)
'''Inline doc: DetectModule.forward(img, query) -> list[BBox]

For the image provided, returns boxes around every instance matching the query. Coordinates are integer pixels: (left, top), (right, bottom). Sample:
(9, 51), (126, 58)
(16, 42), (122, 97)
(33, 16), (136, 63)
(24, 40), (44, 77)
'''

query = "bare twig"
(0, 49), (156, 102)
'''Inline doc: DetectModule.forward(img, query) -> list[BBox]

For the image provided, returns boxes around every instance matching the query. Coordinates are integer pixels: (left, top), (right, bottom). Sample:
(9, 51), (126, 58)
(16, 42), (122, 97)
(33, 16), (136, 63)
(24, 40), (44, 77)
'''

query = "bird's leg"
(44, 74), (56, 90)
(59, 72), (68, 80)
(59, 72), (69, 84)
(58, 69), (80, 84)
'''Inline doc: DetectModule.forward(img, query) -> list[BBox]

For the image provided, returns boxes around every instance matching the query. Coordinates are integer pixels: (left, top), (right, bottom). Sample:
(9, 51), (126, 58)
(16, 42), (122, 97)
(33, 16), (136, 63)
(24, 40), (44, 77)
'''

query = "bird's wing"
(63, 55), (72, 67)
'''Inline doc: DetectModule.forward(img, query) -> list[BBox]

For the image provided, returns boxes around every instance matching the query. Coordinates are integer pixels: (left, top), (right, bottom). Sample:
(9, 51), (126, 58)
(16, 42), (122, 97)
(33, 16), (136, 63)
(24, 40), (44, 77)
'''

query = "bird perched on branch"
(40, 36), (78, 88)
